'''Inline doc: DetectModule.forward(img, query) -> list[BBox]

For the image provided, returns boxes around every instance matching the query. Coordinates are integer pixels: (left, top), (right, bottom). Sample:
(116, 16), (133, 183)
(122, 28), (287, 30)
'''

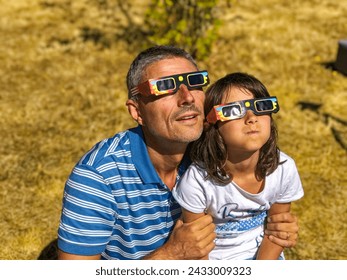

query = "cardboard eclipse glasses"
(206, 96), (279, 124)
(130, 70), (209, 97)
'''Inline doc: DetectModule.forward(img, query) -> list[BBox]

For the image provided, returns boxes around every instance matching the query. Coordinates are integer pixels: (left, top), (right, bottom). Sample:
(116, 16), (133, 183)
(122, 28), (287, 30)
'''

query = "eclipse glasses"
(206, 96), (279, 124)
(130, 70), (209, 97)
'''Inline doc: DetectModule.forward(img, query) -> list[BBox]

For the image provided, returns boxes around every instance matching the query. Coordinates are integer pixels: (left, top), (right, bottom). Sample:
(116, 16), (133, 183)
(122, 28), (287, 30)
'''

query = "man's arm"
(143, 214), (216, 260)
(58, 250), (101, 260)
(57, 214), (215, 260)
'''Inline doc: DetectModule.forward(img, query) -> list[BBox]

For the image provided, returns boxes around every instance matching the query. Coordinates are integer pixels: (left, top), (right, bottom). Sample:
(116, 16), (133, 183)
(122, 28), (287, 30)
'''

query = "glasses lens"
(222, 104), (242, 118)
(187, 73), (204, 86)
(255, 99), (274, 112)
(156, 78), (175, 91)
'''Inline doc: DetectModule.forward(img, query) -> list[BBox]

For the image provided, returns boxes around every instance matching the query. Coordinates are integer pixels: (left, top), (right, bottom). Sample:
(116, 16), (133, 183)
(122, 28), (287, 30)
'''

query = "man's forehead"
(143, 57), (198, 81)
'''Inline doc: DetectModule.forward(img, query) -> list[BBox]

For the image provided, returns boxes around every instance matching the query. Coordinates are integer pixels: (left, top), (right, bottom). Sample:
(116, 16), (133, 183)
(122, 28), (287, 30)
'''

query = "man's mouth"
(177, 114), (198, 121)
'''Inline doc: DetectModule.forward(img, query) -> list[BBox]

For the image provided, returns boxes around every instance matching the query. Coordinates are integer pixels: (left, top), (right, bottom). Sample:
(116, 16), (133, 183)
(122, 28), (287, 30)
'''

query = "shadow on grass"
(37, 239), (58, 260)
(321, 61), (347, 77)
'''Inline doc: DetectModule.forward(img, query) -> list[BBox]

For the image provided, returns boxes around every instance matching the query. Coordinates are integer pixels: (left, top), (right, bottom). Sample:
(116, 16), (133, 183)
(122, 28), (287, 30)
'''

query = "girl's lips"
(246, 130), (259, 134)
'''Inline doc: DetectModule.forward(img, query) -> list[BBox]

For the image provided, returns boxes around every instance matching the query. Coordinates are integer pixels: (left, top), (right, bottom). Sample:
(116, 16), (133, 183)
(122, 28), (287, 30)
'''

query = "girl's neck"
(225, 151), (264, 194)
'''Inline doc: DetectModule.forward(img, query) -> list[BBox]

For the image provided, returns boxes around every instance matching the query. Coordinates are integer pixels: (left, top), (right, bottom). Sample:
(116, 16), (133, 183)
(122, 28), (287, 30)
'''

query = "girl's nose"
(245, 110), (258, 124)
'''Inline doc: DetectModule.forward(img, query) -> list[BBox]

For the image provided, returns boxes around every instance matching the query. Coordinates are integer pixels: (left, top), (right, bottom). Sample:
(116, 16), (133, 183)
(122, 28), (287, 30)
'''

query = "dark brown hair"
(191, 72), (280, 185)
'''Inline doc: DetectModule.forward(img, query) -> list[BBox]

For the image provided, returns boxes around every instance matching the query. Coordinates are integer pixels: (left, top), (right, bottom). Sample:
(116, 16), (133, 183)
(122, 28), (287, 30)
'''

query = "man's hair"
(191, 72), (281, 185)
(126, 45), (198, 99)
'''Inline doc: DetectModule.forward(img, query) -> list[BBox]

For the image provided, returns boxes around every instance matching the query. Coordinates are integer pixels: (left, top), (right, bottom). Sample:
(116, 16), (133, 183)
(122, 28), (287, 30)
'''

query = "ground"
(0, 0), (346, 259)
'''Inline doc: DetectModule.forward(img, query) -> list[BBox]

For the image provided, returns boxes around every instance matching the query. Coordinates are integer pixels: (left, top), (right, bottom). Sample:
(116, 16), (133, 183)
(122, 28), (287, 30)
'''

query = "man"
(57, 45), (299, 260)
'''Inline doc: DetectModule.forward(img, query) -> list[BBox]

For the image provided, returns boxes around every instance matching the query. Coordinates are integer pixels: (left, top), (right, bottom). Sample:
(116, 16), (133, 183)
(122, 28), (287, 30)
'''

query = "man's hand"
(144, 214), (216, 260)
(265, 212), (299, 248)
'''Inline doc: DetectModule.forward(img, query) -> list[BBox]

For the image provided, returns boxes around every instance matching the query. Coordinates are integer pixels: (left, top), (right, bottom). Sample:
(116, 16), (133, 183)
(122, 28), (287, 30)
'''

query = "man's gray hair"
(126, 45), (198, 99)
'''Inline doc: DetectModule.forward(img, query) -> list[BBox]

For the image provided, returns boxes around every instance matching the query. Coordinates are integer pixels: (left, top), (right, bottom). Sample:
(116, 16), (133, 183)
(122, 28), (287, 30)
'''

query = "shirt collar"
(128, 125), (191, 185)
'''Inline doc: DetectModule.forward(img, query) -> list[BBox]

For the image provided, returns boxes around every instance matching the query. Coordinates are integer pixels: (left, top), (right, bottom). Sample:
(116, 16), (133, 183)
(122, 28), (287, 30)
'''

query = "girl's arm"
(181, 208), (210, 260)
(256, 203), (291, 260)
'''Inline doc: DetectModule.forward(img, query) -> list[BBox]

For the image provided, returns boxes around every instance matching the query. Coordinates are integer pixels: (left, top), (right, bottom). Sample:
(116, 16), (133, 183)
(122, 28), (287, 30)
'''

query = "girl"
(173, 72), (304, 260)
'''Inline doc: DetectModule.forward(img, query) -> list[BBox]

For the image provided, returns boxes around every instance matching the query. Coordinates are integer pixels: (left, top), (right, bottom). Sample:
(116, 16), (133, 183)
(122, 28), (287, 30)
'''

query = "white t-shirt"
(172, 151), (304, 260)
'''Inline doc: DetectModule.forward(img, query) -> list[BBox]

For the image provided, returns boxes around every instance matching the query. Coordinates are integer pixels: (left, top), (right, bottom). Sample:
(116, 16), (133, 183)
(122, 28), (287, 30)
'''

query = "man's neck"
(146, 145), (186, 190)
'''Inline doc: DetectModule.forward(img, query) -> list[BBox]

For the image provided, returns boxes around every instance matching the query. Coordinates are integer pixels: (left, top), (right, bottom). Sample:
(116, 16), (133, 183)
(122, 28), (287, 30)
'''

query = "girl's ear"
(126, 99), (143, 125)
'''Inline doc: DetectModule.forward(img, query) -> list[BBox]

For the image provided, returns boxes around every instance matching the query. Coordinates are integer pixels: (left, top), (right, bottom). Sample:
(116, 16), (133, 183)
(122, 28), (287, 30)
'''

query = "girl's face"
(217, 87), (271, 159)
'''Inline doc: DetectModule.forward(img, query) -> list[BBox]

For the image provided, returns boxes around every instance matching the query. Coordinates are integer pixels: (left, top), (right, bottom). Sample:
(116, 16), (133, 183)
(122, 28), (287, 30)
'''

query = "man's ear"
(126, 99), (143, 125)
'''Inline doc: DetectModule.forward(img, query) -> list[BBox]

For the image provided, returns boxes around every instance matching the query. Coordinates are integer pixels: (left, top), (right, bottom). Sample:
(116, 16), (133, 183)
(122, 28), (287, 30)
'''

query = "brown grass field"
(0, 0), (346, 260)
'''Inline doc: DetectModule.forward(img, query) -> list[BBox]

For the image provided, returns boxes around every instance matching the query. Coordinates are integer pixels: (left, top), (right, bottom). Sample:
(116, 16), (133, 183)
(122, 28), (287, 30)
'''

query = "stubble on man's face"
(138, 58), (205, 147)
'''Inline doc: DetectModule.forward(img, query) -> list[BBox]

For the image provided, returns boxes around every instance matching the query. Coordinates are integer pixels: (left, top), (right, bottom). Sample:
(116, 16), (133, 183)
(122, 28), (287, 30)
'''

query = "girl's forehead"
(223, 87), (254, 103)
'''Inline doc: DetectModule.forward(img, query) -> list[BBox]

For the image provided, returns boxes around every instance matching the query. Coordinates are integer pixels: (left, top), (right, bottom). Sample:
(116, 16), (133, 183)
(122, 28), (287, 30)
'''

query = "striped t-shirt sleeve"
(58, 163), (116, 255)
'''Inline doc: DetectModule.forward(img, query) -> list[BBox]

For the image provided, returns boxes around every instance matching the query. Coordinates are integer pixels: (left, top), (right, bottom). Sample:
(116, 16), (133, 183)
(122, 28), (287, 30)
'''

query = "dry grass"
(0, 0), (346, 260)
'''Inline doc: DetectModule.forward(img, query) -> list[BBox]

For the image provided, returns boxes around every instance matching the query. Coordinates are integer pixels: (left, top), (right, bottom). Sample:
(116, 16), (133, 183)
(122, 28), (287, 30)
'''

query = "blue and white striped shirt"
(58, 126), (190, 259)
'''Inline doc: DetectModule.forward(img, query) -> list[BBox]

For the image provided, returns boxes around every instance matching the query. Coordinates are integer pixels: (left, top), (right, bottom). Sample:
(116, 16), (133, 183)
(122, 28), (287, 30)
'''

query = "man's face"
(135, 58), (205, 148)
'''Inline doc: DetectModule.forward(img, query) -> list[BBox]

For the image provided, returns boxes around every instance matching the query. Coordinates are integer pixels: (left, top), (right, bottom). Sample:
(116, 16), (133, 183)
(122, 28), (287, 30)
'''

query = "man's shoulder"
(78, 129), (135, 168)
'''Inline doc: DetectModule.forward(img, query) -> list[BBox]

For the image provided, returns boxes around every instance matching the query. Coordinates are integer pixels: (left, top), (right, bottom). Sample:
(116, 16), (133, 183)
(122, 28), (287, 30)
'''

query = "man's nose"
(177, 84), (195, 105)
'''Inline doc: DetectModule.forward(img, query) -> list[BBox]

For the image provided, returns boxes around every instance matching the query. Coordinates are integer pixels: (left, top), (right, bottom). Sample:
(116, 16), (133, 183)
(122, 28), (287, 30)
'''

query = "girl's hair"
(126, 45), (198, 99)
(191, 72), (280, 185)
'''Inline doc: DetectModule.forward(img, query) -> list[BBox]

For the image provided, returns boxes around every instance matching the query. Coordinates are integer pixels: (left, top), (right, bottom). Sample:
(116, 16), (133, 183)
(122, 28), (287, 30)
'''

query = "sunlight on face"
(218, 87), (271, 157)
(137, 58), (205, 147)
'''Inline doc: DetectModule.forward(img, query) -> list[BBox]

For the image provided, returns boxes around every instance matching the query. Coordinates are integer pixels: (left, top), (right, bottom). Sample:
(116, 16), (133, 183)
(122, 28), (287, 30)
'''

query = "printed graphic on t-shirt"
(215, 202), (267, 238)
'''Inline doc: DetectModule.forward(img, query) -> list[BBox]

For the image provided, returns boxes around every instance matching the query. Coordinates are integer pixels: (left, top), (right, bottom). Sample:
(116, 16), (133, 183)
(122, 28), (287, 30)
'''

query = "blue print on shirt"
(215, 203), (267, 238)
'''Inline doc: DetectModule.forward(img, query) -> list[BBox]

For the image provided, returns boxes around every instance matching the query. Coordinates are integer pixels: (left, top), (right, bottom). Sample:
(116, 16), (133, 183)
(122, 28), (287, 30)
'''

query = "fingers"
(201, 232), (216, 253)
(265, 229), (297, 241)
(268, 212), (298, 223)
(268, 233), (297, 248)
(187, 214), (214, 230)
(196, 227), (216, 257)
(265, 227), (298, 248)
(266, 212), (299, 234)
(266, 221), (299, 234)
(184, 214), (216, 239)
(189, 215), (216, 255)
(168, 214), (216, 259)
